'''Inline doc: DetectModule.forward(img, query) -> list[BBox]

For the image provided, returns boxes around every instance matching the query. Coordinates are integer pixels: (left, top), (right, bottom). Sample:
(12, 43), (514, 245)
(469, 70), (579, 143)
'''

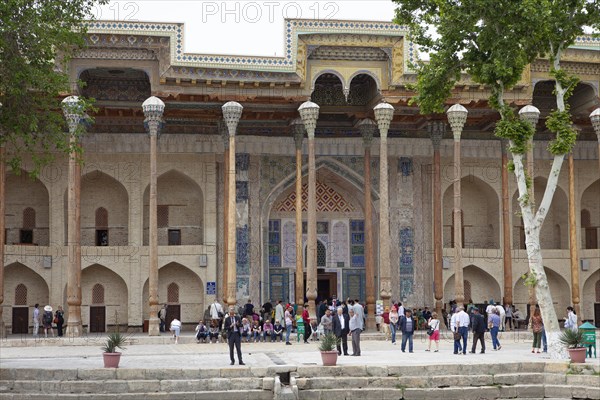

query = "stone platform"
(1, 331), (599, 399)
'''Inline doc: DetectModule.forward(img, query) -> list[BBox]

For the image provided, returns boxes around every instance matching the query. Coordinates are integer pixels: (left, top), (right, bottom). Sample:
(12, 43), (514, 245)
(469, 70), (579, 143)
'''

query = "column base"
(365, 314), (377, 331)
(148, 317), (160, 336)
(0, 321), (5, 339)
(65, 323), (83, 337)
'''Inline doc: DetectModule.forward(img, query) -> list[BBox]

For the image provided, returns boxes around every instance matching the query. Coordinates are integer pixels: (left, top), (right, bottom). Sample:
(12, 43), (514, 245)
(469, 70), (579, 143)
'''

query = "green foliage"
(507, 160), (515, 173)
(318, 333), (340, 352)
(558, 329), (584, 349)
(546, 110), (578, 155)
(521, 272), (537, 288)
(0, 0), (107, 176)
(494, 106), (534, 155)
(101, 332), (127, 353)
(393, 0), (543, 114)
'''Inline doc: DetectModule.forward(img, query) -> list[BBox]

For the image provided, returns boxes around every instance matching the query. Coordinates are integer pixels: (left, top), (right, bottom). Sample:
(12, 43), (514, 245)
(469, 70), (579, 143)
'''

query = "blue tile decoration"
(399, 227), (414, 299)
(236, 181), (248, 201)
(236, 153), (250, 171)
(268, 219), (281, 268)
(269, 271), (289, 303)
(399, 157), (413, 176)
(236, 226), (250, 275)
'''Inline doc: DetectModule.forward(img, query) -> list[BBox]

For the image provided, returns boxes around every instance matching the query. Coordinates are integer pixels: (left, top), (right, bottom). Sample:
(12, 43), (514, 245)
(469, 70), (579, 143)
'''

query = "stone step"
(296, 385), (600, 400)
(0, 377), (267, 394)
(0, 390), (273, 400)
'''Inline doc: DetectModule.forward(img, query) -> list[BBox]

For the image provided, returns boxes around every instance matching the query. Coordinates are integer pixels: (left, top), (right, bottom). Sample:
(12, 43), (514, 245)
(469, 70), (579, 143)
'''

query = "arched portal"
(582, 270), (600, 326)
(4, 262), (49, 334)
(444, 265), (501, 304)
(82, 264), (128, 332)
(513, 267), (570, 319)
(142, 262), (204, 330)
(267, 163), (368, 303)
(581, 179), (599, 249)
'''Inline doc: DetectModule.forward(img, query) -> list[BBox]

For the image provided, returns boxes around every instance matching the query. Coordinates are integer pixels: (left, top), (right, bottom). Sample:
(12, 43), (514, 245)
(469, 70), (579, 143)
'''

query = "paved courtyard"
(2, 331), (597, 370)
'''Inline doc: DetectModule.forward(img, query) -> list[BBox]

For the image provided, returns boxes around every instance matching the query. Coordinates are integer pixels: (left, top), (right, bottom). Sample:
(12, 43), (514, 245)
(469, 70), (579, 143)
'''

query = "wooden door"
(89, 306), (106, 333)
(166, 304), (181, 330)
(585, 228), (598, 249)
(12, 307), (29, 334)
(594, 303), (600, 328)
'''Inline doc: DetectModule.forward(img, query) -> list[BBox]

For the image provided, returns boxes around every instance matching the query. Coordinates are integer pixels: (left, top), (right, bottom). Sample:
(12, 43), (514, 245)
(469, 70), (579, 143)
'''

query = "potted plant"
(558, 329), (586, 363)
(318, 333), (340, 366)
(101, 332), (127, 368)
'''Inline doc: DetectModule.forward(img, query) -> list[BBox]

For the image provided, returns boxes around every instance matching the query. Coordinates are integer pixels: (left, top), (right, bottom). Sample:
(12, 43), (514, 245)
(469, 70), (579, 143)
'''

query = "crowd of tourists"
(30, 303), (65, 338)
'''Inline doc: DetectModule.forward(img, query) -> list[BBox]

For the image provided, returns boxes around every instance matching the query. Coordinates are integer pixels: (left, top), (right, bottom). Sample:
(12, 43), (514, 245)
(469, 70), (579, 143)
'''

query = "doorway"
(166, 304), (181, 330)
(12, 307), (29, 334)
(594, 303), (600, 328)
(304, 272), (337, 303)
(89, 306), (106, 332)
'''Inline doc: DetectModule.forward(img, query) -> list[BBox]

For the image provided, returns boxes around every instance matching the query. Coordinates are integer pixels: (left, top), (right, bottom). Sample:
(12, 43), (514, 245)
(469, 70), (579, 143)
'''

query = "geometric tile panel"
(275, 181), (355, 213)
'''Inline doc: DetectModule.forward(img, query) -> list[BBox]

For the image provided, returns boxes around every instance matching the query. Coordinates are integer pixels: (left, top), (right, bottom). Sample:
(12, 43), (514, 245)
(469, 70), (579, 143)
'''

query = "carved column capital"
(292, 123), (306, 150)
(428, 121), (446, 150)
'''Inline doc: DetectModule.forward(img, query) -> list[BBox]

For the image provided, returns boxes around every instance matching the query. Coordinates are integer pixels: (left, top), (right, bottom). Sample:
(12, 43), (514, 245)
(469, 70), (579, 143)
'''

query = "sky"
(93, 1), (399, 57)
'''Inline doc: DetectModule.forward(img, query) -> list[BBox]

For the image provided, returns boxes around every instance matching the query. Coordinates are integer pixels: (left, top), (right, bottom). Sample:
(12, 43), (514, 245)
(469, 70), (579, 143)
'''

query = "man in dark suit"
(224, 306), (245, 365)
(470, 308), (486, 354)
(331, 306), (350, 356)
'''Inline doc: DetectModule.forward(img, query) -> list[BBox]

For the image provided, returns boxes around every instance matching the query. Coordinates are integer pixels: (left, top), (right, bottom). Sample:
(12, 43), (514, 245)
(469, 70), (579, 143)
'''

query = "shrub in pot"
(558, 328), (586, 363)
(102, 332), (127, 368)
(318, 333), (340, 366)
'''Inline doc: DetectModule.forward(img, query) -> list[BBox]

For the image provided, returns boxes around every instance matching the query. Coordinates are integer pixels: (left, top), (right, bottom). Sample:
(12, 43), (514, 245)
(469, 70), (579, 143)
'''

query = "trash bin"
(296, 316), (305, 342)
(579, 321), (597, 358)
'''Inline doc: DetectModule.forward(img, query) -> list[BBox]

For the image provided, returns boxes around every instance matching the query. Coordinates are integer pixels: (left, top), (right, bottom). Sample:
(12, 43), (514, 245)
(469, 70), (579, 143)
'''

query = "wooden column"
(359, 119), (376, 329)
(306, 130), (317, 317)
(501, 140), (513, 306)
(0, 143), (5, 338)
(293, 123), (305, 312)
(221, 122), (230, 304)
(452, 137), (464, 307)
(142, 96), (164, 336)
(568, 153), (580, 321)
(223, 102), (242, 309)
(148, 128), (160, 335)
(378, 124), (391, 308)
(428, 122), (444, 320)
(66, 126), (83, 336)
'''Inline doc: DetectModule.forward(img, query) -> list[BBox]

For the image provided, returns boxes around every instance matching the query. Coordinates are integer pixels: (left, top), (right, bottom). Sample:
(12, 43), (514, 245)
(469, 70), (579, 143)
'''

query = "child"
(252, 320), (262, 342)
(273, 319), (283, 342)
(263, 320), (274, 342)
(241, 318), (252, 342)
(310, 320), (319, 341)
(169, 318), (182, 344)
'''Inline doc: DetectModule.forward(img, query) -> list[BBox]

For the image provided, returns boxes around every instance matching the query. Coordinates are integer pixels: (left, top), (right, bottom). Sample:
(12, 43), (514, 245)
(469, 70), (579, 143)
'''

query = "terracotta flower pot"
(320, 350), (338, 366)
(567, 347), (586, 363)
(103, 352), (122, 368)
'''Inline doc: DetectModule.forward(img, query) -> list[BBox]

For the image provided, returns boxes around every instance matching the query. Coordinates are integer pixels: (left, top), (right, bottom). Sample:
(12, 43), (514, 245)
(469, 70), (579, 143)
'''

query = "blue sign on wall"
(206, 281), (216, 295)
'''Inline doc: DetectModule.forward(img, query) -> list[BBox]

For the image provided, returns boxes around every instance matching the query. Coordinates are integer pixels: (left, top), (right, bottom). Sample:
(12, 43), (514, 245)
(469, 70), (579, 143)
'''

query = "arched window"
(92, 283), (105, 304)
(317, 240), (326, 267)
(95, 207), (109, 246)
(14, 284), (27, 305)
(20, 208), (35, 244)
(464, 280), (472, 303)
(167, 283), (179, 303)
(23, 208), (36, 229)
(581, 209), (591, 228)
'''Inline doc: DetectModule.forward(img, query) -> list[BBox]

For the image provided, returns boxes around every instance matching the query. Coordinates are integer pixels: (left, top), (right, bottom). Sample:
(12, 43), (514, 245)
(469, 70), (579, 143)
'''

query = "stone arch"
(581, 179), (599, 249)
(5, 170), (50, 246)
(64, 170), (129, 246)
(4, 262), (49, 308)
(443, 175), (500, 249)
(81, 264), (128, 328)
(262, 157), (379, 301)
(511, 177), (568, 249)
(143, 170), (204, 246)
(582, 270), (600, 323)
(513, 267), (570, 318)
(310, 70), (346, 92)
(443, 265), (501, 304)
(142, 262), (204, 325)
(311, 72), (347, 105)
(348, 73), (380, 106)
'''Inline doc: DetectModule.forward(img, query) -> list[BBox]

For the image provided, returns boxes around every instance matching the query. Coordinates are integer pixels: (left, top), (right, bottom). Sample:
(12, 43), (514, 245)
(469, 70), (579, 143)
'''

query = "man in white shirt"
(275, 300), (284, 327)
(495, 304), (506, 331)
(349, 309), (361, 356)
(455, 306), (470, 355)
(32, 304), (40, 337)
(353, 299), (365, 331)
(450, 308), (461, 353)
(210, 300), (223, 322)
